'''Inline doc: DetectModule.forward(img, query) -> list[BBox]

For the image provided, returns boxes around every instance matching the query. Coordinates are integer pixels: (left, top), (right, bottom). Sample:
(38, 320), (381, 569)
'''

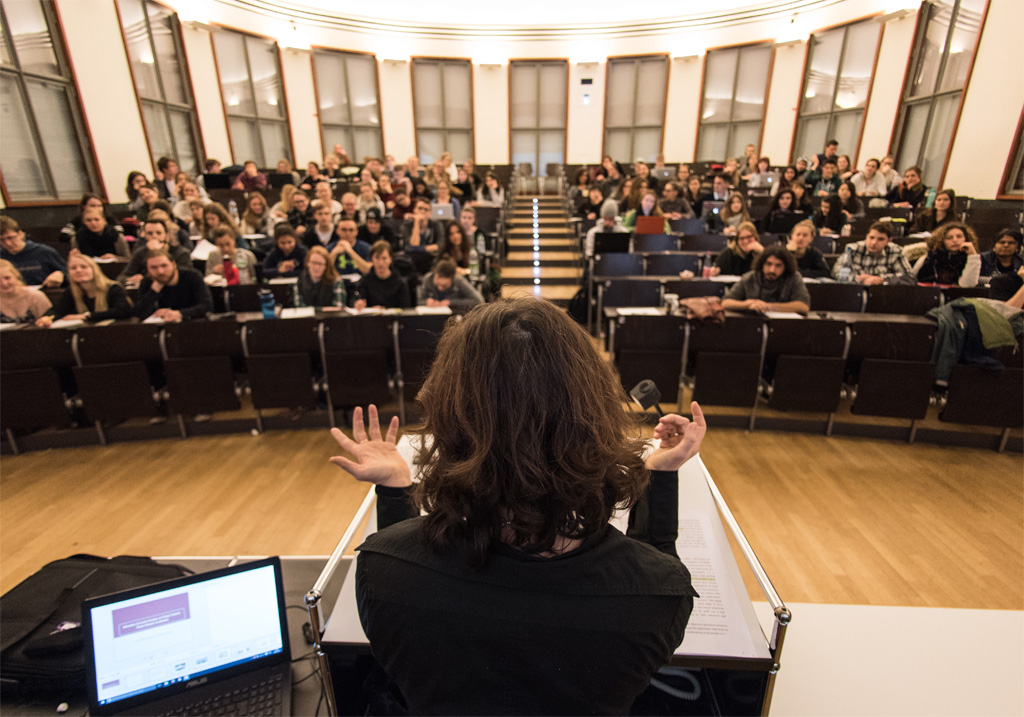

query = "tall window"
(509, 60), (567, 175)
(212, 30), (290, 167)
(893, 0), (985, 186)
(0, 0), (97, 203)
(603, 55), (667, 163)
(1001, 115), (1024, 198)
(312, 50), (382, 162)
(412, 58), (473, 164)
(116, 0), (203, 176)
(695, 44), (772, 162)
(793, 20), (880, 164)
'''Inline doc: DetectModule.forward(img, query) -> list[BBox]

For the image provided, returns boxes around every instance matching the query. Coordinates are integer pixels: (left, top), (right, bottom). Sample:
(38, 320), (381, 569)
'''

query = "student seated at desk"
(118, 218), (192, 286)
(262, 224), (307, 279)
(328, 299), (704, 715)
(912, 222), (981, 287)
(832, 221), (913, 285)
(206, 227), (257, 285)
(711, 222), (764, 277)
(37, 251), (132, 326)
(786, 220), (831, 278)
(722, 245), (811, 314)
(0, 216), (66, 288)
(0, 259), (51, 324)
(328, 218), (371, 276)
(623, 190), (671, 234)
(352, 241), (411, 310)
(418, 259), (483, 311)
(73, 206), (130, 260)
(294, 246), (346, 310)
(134, 248), (213, 322)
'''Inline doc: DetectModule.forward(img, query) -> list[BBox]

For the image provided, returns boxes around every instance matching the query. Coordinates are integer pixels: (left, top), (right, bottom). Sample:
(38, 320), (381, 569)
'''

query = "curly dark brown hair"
(412, 298), (650, 570)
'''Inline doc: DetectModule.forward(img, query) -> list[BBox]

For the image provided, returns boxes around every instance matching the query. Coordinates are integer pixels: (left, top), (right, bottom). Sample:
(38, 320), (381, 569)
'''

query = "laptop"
(652, 168), (673, 181)
(747, 171), (781, 189)
(635, 215), (665, 235)
(432, 203), (455, 221)
(82, 557), (292, 716)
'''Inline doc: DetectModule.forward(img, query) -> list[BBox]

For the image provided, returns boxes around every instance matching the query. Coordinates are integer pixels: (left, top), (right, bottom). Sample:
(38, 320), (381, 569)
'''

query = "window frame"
(694, 41), (774, 163)
(998, 107), (1024, 199)
(410, 56), (476, 163)
(602, 54), (670, 163)
(791, 17), (882, 167)
(0, 0), (101, 206)
(114, 0), (205, 177)
(310, 47), (384, 164)
(210, 26), (293, 168)
(890, 0), (990, 188)
(507, 58), (569, 175)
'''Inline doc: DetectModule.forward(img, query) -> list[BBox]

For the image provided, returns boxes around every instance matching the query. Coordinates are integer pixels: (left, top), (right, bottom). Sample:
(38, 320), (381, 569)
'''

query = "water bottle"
(223, 256), (239, 285)
(469, 246), (480, 278)
(702, 251), (712, 279)
(925, 187), (936, 209)
(838, 264), (851, 282)
(258, 287), (276, 319)
(235, 251), (250, 285)
(228, 199), (240, 223)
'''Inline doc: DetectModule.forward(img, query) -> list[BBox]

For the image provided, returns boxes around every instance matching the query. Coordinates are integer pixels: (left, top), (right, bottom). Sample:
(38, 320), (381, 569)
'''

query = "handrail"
(308, 485), (376, 600)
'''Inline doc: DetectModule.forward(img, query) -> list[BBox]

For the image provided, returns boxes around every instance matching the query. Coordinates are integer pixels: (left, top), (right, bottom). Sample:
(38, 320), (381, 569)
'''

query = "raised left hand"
(645, 402), (707, 472)
(329, 405), (411, 488)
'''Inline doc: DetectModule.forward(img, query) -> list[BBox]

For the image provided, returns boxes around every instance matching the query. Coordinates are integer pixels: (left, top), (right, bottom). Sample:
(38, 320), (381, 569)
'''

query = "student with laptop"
(329, 298), (704, 715)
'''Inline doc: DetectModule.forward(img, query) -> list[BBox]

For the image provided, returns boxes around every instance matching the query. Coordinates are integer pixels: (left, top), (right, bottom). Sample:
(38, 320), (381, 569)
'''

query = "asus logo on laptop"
(186, 677), (208, 689)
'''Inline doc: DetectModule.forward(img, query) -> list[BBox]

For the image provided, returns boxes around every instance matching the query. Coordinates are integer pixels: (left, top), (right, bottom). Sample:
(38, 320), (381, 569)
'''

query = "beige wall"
(279, 49), (321, 167)
(944, 0), (1024, 197)
(473, 64), (510, 164)
(180, 24), (231, 167)
(566, 62), (605, 164)
(378, 60), (416, 163)
(760, 41), (807, 165)
(859, 12), (917, 168)
(663, 55), (703, 163)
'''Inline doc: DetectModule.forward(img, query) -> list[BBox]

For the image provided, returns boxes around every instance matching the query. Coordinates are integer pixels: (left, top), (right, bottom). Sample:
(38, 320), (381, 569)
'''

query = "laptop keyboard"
(159, 672), (285, 716)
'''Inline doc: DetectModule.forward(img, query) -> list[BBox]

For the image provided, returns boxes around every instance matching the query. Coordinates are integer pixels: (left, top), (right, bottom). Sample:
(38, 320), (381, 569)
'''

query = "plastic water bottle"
(228, 199), (240, 223)
(838, 265), (851, 282)
(702, 251), (712, 279)
(235, 251), (250, 285)
(925, 187), (936, 209)
(258, 288), (276, 319)
(469, 246), (480, 278)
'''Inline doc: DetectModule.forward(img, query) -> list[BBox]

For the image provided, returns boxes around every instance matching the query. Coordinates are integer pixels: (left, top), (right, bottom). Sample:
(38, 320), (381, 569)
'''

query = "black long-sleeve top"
(354, 271), (411, 309)
(134, 267), (213, 320)
(46, 283), (133, 321)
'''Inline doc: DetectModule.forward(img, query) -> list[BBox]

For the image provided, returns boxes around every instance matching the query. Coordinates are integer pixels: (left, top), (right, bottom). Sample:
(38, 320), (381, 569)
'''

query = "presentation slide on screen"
(90, 565), (283, 704)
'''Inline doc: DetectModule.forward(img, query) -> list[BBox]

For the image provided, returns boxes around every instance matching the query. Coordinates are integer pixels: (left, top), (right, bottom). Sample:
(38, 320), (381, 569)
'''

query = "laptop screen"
(83, 558), (288, 711)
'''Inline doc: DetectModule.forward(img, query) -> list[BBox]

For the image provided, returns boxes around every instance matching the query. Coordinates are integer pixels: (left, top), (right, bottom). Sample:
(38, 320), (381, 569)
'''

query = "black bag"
(0, 554), (191, 699)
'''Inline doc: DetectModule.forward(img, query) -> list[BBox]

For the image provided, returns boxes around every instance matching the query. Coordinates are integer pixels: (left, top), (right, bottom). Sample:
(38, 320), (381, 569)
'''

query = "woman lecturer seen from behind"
(328, 298), (705, 715)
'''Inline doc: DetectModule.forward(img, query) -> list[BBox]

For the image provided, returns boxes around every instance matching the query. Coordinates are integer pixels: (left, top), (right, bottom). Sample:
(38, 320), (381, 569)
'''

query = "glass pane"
(939, 0), (985, 93)
(118, 0), (160, 99)
(802, 29), (842, 115)
(538, 62), (566, 129)
(633, 127), (662, 163)
(727, 123), (760, 162)
(446, 130), (473, 163)
(0, 11), (13, 65)
(896, 102), (930, 173)
(141, 101), (173, 159)
(604, 129), (631, 165)
(920, 93), (959, 186)
(149, 9), (187, 105)
(260, 121), (290, 166)
(605, 60), (636, 127)
(509, 63), (537, 129)
(442, 61), (472, 128)
(733, 46), (770, 121)
(417, 129), (444, 164)
(696, 125), (728, 162)
(168, 108), (198, 175)
(635, 58), (667, 125)
(830, 111), (862, 160)
(248, 39), (283, 119)
(229, 116), (260, 165)
(321, 126), (352, 164)
(346, 53), (380, 126)
(413, 62), (442, 127)
(314, 52), (349, 125)
(511, 130), (537, 171)
(5, 0), (59, 76)
(352, 128), (382, 161)
(909, 1), (953, 98)
(794, 115), (829, 162)
(538, 130), (564, 173)
(213, 32), (255, 116)
(701, 49), (738, 124)
(836, 22), (879, 111)
(25, 79), (89, 199)
(0, 73), (48, 199)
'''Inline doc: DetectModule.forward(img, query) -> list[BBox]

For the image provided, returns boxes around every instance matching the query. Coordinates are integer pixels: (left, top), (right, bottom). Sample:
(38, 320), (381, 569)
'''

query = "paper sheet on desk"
(142, 315), (166, 324)
(616, 307), (663, 316)
(415, 306), (453, 315)
(50, 318), (85, 328)
(765, 311), (804, 319)
(280, 307), (315, 318)
(268, 276), (298, 285)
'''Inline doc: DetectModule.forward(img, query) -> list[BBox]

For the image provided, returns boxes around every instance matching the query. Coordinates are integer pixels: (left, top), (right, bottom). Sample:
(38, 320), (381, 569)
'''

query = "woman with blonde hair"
(0, 259), (51, 324)
(37, 251), (132, 325)
(271, 184), (298, 220)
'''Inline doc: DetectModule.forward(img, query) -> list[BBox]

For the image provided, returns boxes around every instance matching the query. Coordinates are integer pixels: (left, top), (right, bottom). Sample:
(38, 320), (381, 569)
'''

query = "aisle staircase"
(499, 195), (582, 305)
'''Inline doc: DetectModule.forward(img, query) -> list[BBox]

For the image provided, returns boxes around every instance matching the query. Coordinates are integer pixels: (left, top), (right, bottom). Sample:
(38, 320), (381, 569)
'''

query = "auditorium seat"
(763, 318), (847, 427)
(162, 321), (243, 435)
(684, 315), (764, 417)
(864, 285), (941, 315)
(806, 283), (864, 312)
(632, 234), (678, 253)
(396, 313), (451, 422)
(644, 253), (702, 277)
(321, 314), (395, 426)
(243, 317), (321, 432)
(610, 314), (687, 403)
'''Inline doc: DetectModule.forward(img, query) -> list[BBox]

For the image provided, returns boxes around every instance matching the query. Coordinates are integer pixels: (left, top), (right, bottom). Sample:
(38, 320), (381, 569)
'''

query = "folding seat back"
(632, 234), (678, 253)
(806, 283), (865, 313)
(610, 315), (687, 403)
(321, 315), (396, 411)
(685, 316), (764, 408)
(645, 253), (702, 277)
(864, 285), (941, 315)
(765, 319), (847, 413)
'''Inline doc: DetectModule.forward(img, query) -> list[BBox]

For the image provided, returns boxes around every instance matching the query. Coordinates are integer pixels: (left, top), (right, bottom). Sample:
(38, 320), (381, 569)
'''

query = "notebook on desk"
(82, 557), (292, 716)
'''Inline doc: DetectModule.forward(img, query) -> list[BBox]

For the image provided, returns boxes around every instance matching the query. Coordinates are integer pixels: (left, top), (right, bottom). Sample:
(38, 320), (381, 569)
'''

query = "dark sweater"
(261, 245), (307, 279)
(355, 271), (411, 309)
(714, 246), (755, 276)
(793, 247), (831, 278)
(0, 241), (67, 286)
(357, 470), (695, 716)
(119, 244), (192, 283)
(134, 268), (212, 319)
(47, 283), (133, 321)
(74, 226), (126, 258)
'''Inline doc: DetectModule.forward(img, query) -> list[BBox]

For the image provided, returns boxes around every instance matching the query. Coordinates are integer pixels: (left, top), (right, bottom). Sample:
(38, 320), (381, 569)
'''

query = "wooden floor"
(1, 426), (1021, 610)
